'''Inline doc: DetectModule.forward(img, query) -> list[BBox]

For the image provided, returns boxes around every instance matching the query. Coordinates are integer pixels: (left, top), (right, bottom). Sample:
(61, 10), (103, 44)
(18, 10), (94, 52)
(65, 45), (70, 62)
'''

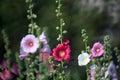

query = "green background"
(0, 0), (120, 79)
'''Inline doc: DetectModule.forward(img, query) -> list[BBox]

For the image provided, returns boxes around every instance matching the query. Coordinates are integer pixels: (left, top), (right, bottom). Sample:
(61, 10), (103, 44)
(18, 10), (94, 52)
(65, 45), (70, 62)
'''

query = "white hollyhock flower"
(78, 52), (90, 66)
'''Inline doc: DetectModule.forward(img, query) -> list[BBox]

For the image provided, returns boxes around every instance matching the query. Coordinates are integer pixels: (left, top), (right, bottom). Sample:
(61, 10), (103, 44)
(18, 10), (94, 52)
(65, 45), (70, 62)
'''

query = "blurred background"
(0, 0), (120, 79)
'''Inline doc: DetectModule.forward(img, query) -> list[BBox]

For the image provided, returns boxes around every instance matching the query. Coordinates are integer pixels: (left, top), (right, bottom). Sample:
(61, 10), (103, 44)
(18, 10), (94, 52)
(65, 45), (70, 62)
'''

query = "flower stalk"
(26, 0), (37, 34)
(56, 0), (67, 43)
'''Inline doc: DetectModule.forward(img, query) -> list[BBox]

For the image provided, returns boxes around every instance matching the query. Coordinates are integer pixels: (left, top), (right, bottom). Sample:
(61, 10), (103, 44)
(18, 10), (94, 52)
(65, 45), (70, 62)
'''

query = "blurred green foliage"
(0, 0), (120, 79)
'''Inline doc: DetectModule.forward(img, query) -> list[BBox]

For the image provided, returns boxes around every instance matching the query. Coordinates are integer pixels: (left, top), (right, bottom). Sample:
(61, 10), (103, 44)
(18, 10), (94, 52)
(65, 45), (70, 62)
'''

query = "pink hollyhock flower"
(105, 62), (118, 80)
(0, 73), (4, 80)
(40, 53), (51, 63)
(91, 42), (104, 57)
(39, 31), (47, 44)
(89, 65), (97, 80)
(40, 53), (53, 73)
(19, 47), (29, 60)
(4, 69), (11, 79)
(89, 69), (95, 80)
(52, 40), (71, 61)
(40, 44), (51, 53)
(12, 64), (19, 76)
(20, 34), (39, 53)
(0, 69), (11, 80)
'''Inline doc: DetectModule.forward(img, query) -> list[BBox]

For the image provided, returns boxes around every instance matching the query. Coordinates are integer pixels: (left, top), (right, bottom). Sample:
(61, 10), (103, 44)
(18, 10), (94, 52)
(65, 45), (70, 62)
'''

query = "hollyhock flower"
(40, 44), (51, 53)
(62, 39), (70, 45)
(0, 73), (4, 80)
(4, 69), (11, 79)
(105, 62), (118, 80)
(40, 53), (53, 73)
(40, 53), (51, 63)
(89, 65), (97, 80)
(52, 40), (71, 61)
(1, 59), (7, 69)
(39, 31), (47, 44)
(91, 42), (104, 57)
(0, 69), (11, 80)
(78, 52), (90, 66)
(19, 47), (29, 60)
(89, 69), (95, 80)
(12, 64), (19, 76)
(20, 34), (39, 53)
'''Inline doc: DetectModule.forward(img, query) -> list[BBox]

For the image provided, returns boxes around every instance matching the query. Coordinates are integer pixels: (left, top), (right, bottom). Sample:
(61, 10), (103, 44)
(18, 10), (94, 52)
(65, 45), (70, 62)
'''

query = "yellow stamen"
(83, 58), (87, 63)
(59, 51), (65, 57)
(96, 49), (100, 52)
(29, 42), (33, 46)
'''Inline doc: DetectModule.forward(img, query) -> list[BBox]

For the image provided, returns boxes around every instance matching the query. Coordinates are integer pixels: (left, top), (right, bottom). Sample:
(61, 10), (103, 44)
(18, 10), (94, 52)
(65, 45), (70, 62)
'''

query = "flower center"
(83, 58), (87, 63)
(28, 42), (33, 47)
(59, 51), (65, 57)
(96, 48), (100, 52)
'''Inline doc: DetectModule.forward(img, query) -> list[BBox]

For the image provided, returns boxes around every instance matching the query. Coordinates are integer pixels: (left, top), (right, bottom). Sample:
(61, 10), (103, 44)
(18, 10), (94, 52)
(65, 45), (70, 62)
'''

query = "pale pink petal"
(21, 34), (39, 53)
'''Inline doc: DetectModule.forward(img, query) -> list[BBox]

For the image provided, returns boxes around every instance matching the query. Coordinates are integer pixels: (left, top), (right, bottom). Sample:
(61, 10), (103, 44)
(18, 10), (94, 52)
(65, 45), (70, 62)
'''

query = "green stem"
(86, 66), (90, 80)
(61, 61), (64, 68)
(30, 9), (34, 34)
(85, 42), (87, 52)
(60, 19), (63, 43)
(27, 0), (35, 34)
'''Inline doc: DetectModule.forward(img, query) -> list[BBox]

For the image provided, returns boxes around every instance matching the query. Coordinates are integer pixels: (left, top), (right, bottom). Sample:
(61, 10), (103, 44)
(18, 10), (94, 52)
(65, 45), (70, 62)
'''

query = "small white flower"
(78, 52), (90, 66)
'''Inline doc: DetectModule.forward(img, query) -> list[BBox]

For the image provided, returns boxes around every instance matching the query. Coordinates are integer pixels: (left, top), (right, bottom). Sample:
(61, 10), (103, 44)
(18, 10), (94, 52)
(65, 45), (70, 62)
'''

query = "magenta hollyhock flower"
(19, 47), (29, 60)
(12, 64), (19, 76)
(39, 31), (47, 44)
(40, 44), (51, 53)
(0, 69), (11, 80)
(91, 42), (104, 57)
(20, 34), (39, 53)
(51, 40), (71, 61)
(4, 69), (11, 79)
(1, 59), (7, 69)
(0, 73), (4, 80)
(105, 62), (118, 80)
